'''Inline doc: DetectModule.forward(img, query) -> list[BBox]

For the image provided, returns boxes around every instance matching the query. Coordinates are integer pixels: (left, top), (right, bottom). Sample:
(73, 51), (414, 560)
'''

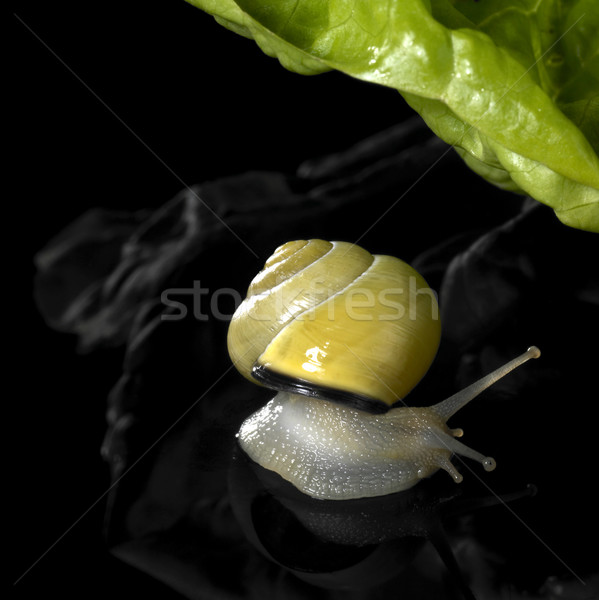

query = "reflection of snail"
(228, 240), (540, 501)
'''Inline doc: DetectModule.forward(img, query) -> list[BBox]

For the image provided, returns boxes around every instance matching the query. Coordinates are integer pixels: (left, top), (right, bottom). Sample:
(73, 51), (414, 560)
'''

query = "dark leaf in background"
(34, 209), (148, 349)
(32, 113), (599, 600)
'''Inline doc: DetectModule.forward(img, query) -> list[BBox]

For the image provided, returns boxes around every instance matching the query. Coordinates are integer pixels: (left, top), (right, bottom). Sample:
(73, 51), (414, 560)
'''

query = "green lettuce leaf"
(186, 0), (599, 232)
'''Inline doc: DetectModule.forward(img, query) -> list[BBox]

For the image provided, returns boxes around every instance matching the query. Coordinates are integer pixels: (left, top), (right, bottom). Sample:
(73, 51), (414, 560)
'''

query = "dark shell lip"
(251, 364), (391, 414)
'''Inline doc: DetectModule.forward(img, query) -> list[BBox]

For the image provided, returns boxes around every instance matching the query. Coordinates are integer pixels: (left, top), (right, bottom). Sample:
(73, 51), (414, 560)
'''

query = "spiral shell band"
(228, 240), (441, 410)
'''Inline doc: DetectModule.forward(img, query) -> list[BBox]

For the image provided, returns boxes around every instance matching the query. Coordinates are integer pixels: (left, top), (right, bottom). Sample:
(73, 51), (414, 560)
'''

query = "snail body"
(239, 392), (458, 500)
(229, 240), (540, 501)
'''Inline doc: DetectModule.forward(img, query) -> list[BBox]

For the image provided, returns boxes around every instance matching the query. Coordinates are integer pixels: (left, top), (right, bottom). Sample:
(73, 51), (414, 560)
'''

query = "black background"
(17, 1), (413, 598)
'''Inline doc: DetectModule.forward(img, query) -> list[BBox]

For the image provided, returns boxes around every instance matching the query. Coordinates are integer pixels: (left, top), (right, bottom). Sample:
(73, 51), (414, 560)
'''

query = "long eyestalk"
(432, 346), (541, 421)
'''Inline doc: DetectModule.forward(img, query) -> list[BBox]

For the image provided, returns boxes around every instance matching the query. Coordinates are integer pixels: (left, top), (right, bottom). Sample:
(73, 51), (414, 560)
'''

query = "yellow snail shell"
(228, 240), (540, 500)
(228, 239), (441, 412)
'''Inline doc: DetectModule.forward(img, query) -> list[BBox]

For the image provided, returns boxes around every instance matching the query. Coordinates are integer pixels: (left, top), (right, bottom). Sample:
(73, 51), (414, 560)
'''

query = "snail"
(228, 239), (540, 501)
